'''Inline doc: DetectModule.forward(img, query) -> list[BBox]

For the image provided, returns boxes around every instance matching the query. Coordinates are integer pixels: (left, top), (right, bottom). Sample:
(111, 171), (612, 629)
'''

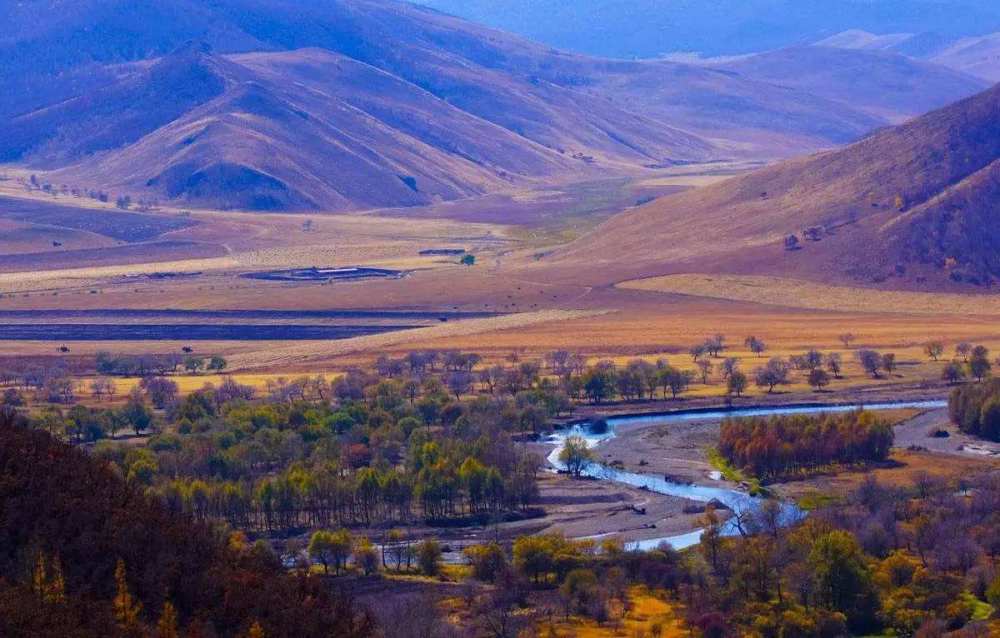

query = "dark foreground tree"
(0, 411), (375, 638)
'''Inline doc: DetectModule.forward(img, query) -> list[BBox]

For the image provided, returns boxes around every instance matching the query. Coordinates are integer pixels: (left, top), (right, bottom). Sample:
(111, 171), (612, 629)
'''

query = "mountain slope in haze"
(553, 83), (1000, 289)
(415, 0), (1000, 58)
(931, 33), (1000, 81)
(715, 46), (987, 122)
(817, 29), (1000, 82)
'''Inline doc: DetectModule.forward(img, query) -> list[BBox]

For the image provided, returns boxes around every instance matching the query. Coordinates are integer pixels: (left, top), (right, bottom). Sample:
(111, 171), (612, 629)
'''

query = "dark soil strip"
(0, 240), (224, 272)
(0, 324), (419, 341)
(0, 308), (498, 320)
(0, 196), (196, 242)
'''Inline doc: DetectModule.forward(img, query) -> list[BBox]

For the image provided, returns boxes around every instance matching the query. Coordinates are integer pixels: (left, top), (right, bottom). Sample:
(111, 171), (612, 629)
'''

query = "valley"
(3, 1), (1000, 636)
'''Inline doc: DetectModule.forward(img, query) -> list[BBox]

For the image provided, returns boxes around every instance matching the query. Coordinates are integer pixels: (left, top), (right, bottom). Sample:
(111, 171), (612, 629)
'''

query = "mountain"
(1, 0), (990, 211)
(714, 45), (987, 122)
(415, 0), (1000, 58)
(552, 83), (1000, 288)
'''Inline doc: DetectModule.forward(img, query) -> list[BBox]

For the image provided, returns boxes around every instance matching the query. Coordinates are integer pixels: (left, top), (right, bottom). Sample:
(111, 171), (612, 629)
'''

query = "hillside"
(1, 0), (990, 212)
(0, 409), (374, 637)
(550, 83), (1000, 289)
(716, 45), (987, 122)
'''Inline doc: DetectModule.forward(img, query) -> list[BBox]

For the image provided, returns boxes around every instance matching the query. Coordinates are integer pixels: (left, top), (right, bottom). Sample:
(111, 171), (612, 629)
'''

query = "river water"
(546, 400), (947, 551)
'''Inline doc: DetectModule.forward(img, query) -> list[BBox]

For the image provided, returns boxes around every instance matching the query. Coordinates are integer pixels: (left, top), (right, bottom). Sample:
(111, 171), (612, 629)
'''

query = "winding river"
(547, 400), (947, 551)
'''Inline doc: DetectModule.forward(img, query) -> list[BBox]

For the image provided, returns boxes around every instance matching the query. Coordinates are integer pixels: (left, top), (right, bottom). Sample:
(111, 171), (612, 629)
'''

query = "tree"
(464, 542), (507, 582)
(460, 254), (476, 266)
(184, 356), (204, 374)
(445, 370), (473, 400)
(207, 355), (228, 371)
(826, 353), (843, 379)
(353, 538), (380, 576)
(745, 336), (766, 357)
(839, 333), (856, 349)
(727, 370), (748, 398)
(140, 376), (178, 409)
(755, 358), (790, 393)
(113, 559), (142, 632)
(943, 362), (966, 385)
(857, 350), (883, 378)
(808, 368), (831, 392)
(416, 539), (443, 576)
(808, 531), (879, 633)
(157, 601), (179, 638)
(660, 366), (693, 399)
(957, 342), (973, 362)
(696, 357), (713, 384)
(969, 346), (992, 382)
(559, 435), (594, 477)
(881, 353), (897, 377)
(784, 234), (800, 251)
(121, 388), (153, 435)
(309, 529), (353, 575)
(721, 357), (739, 380)
(925, 342), (945, 361)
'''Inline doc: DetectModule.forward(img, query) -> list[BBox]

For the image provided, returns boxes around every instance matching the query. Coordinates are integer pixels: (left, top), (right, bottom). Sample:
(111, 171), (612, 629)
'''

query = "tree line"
(718, 410), (894, 480)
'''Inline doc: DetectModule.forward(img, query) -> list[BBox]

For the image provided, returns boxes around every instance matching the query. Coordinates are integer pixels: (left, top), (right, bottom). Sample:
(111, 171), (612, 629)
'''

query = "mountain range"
(1, 0), (989, 212)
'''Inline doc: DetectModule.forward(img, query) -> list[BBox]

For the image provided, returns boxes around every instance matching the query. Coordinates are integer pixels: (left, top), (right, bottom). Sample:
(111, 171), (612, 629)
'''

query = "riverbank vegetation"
(718, 410), (895, 481)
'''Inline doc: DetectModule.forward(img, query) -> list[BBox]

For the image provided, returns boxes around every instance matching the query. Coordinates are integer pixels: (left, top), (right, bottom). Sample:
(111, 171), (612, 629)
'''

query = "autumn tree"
(559, 435), (594, 477)
(755, 358), (790, 393)
(727, 370), (748, 398)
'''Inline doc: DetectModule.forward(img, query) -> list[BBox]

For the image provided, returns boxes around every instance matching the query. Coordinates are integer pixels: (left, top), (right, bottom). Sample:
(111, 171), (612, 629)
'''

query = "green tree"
(183, 356), (204, 374)
(416, 539), (443, 576)
(558, 435), (594, 477)
(309, 529), (353, 575)
(353, 538), (380, 576)
(727, 370), (748, 397)
(809, 531), (879, 633)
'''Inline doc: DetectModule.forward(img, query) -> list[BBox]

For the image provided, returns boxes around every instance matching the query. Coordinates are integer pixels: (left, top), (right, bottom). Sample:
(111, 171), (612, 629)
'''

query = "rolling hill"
(0, 0), (990, 211)
(550, 83), (1000, 289)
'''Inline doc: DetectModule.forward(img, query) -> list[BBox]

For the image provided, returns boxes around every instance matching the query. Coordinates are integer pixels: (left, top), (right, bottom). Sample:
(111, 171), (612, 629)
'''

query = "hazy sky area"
(415, 0), (1000, 57)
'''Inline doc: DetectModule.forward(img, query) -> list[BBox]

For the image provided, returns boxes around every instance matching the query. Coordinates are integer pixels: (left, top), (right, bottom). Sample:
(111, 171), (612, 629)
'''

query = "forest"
(0, 407), (375, 638)
(949, 378), (1000, 441)
(718, 410), (895, 480)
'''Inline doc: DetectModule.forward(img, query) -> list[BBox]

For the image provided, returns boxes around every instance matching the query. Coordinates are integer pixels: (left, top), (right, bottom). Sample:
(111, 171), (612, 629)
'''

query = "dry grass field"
(619, 273), (1000, 315)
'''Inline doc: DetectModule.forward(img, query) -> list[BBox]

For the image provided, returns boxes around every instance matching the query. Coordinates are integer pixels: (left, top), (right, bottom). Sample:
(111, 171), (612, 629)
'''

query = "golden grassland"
(225, 309), (611, 371)
(619, 273), (1000, 316)
(543, 587), (687, 638)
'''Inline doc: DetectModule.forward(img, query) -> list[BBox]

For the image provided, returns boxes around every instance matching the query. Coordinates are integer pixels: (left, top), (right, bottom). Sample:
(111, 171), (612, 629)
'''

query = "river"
(546, 399), (947, 551)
